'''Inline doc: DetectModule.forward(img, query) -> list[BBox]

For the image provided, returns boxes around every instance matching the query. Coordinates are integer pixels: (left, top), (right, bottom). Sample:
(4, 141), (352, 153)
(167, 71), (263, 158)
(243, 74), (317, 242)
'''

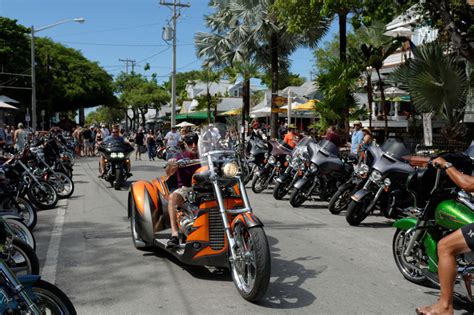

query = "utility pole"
(160, 0), (190, 127)
(119, 58), (136, 74)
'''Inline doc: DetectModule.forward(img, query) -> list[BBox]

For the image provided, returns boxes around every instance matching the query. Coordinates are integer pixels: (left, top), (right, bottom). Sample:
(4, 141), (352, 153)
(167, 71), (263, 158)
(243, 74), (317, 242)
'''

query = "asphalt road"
(32, 157), (471, 315)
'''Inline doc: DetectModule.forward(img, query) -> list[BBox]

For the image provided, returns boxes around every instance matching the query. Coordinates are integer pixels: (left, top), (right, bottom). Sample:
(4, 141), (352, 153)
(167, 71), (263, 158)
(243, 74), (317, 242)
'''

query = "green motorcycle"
(392, 153), (474, 301)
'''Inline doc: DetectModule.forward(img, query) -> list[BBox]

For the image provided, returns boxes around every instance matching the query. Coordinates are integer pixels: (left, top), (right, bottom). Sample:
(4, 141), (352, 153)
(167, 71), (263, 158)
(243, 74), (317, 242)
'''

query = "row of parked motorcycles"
(0, 132), (77, 314)
(243, 133), (474, 304)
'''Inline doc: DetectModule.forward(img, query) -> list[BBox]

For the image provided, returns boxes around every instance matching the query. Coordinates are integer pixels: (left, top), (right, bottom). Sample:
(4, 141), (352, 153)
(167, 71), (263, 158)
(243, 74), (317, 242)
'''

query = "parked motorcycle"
(273, 137), (313, 200)
(128, 124), (271, 302)
(328, 144), (383, 214)
(245, 135), (270, 185)
(251, 139), (291, 193)
(98, 139), (134, 190)
(392, 153), (474, 302)
(289, 140), (353, 207)
(345, 139), (415, 226)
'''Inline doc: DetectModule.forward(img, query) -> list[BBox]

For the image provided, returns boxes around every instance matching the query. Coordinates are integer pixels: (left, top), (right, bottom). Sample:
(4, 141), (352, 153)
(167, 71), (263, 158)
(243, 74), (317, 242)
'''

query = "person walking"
(134, 127), (145, 160)
(146, 130), (156, 161)
(350, 121), (363, 158)
(13, 123), (29, 153)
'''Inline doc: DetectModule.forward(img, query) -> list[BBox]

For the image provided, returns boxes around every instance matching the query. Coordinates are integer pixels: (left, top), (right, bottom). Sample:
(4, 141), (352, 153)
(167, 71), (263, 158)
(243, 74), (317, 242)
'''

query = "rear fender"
(129, 181), (159, 244)
(231, 212), (264, 231)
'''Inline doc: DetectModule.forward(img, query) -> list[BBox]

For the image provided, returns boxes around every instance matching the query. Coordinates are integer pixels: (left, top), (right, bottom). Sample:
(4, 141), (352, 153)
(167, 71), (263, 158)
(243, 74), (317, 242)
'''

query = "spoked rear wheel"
(231, 224), (270, 302)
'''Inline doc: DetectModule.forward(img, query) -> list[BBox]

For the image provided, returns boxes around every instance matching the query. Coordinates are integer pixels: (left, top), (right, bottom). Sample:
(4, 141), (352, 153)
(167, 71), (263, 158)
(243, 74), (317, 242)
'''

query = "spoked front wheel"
(32, 280), (77, 314)
(0, 196), (37, 230)
(231, 224), (271, 302)
(392, 228), (427, 284)
(328, 183), (353, 214)
(27, 181), (58, 210)
(5, 238), (40, 276)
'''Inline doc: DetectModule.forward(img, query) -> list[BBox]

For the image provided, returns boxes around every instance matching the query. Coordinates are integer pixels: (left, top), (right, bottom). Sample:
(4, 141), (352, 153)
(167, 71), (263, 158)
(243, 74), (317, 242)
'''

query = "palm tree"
(392, 42), (469, 139)
(355, 21), (403, 138)
(195, 0), (329, 138)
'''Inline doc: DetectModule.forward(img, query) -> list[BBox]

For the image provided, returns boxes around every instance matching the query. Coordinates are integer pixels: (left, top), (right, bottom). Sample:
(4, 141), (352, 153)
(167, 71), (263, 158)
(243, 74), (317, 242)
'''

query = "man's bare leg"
(167, 192), (183, 248)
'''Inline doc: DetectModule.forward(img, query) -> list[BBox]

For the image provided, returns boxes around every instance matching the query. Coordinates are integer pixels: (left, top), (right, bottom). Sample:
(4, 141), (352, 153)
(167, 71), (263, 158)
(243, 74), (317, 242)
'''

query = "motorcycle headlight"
(268, 156), (276, 164)
(357, 163), (369, 177)
(310, 163), (318, 172)
(222, 162), (239, 178)
(110, 152), (118, 158)
(384, 178), (391, 187)
(117, 152), (125, 158)
(369, 170), (383, 183)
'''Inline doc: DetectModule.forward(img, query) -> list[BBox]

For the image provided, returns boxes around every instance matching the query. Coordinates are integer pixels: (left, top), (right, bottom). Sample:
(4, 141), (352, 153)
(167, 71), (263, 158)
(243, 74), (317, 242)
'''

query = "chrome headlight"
(309, 163), (318, 172)
(268, 156), (276, 164)
(383, 178), (391, 187)
(357, 163), (369, 177)
(369, 170), (383, 183)
(222, 162), (239, 178)
(110, 152), (118, 158)
(117, 152), (125, 158)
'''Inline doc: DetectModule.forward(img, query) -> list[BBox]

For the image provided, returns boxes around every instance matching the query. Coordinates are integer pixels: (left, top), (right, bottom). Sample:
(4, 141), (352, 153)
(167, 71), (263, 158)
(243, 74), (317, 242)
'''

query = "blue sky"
(1, 0), (338, 117)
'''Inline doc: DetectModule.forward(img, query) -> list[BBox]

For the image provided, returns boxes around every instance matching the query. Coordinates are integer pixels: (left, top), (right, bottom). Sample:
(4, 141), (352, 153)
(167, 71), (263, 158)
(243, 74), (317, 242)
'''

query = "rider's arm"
(165, 158), (178, 177)
(433, 157), (474, 192)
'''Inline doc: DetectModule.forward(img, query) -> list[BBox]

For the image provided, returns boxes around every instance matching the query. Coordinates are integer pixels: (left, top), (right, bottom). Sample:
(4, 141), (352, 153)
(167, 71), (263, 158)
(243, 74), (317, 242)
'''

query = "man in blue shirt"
(350, 121), (363, 157)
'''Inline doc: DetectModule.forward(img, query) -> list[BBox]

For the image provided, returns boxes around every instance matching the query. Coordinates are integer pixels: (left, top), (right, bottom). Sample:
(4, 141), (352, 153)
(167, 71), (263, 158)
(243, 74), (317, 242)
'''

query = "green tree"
(392, 42), (469, 139)
(198, 0), (329, 138)
(191, 67), (223, 123)
(85, 106), (124, 125)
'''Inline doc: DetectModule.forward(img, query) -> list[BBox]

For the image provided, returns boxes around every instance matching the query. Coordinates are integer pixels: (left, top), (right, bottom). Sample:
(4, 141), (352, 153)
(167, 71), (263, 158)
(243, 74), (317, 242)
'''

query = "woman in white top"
(13, 123), (29, 153)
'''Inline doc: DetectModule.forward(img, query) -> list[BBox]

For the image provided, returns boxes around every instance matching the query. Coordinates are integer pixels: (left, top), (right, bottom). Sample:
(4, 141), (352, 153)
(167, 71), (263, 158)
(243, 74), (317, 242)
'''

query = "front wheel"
(392, 228), (428, 284)
(114, 168), (123, 190)
(49, 172), (74, 199)
(328, 183), (353, 214)
(231, 225), (271, 302)
(31, 280), (77, 314)
(5, 238), (40, 276)
(346, 199), (370, 226)
(5, 218), (36, 250)
(273, 181), (289, 200)
(289, 184), (310, 208)
(251, 173), (268, 193)
(27, 181), (58, 210)
(0, 196), (37, 230)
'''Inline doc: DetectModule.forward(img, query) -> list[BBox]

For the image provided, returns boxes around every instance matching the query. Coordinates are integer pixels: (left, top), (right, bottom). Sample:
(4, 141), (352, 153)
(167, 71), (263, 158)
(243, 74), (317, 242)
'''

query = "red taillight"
(284, 161), (289, 167)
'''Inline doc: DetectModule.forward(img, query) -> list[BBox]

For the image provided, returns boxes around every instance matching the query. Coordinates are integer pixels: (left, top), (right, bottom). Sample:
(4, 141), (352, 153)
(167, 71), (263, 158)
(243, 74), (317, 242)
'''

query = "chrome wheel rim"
(232, 225), (257, 294)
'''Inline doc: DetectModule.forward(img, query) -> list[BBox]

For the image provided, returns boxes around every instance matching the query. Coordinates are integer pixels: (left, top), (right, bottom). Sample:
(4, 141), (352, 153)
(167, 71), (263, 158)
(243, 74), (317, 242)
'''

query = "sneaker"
(166, 236), (179, 248)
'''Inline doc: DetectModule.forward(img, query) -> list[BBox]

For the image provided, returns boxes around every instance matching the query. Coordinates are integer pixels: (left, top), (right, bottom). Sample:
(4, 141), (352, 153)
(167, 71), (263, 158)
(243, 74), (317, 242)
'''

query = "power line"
(119, 58), (136, 74)
(61, 41), (194, 47)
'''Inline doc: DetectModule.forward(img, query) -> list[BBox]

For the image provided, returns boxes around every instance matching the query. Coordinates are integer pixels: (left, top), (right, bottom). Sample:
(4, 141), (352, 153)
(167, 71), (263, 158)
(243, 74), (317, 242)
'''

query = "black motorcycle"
(345, 139), (415, 226)
(251, 139), (292, 193)
(327, 144), (383, 214)
(98, 139), (134, 190)
(289, 140), (353, 207)
(273, 137), (313, 200)
(245, 135), (270, 185)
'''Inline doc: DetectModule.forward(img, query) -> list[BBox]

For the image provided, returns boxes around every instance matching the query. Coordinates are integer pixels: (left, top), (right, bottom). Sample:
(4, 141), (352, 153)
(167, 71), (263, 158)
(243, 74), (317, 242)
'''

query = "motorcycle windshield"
(380, 138), (411, 160)
(102, 138), (134, 153)
(292, 136), (313, 158)
(198, 123), (241, 177)
(318, 139), (339, 156)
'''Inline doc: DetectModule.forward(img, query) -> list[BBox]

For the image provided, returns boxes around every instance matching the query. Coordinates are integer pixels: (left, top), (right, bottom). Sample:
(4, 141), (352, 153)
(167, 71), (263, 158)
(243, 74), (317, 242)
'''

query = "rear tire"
(231, 225), (271, 302)
(32, 280), (77, 314)
(328, 183), (353, 214)
(346, 200), (370, 226)
(129, 193), (154, 251)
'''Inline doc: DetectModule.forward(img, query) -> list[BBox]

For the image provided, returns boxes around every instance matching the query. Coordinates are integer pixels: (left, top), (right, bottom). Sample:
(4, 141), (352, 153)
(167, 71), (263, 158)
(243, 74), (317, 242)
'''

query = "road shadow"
(356, 221), (394, 229)
(265, 220), (326, 230)
(257, 235), (322, 309)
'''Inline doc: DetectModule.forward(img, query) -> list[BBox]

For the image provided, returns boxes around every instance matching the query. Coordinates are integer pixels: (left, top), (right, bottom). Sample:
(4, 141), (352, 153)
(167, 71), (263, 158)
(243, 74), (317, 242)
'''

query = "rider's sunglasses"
(112, 131), (119, 134)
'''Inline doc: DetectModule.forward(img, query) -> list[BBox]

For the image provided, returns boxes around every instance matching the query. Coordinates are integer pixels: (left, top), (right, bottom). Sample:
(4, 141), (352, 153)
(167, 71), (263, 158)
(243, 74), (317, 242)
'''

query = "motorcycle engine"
(178, 202), (199, 236)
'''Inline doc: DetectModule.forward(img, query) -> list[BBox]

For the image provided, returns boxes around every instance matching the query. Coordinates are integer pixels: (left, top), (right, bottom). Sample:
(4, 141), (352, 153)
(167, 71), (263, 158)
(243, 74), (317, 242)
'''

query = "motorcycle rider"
(416, 156), (474, 315)
(165, 134), (200, 248)
(98, 125), (132, 178)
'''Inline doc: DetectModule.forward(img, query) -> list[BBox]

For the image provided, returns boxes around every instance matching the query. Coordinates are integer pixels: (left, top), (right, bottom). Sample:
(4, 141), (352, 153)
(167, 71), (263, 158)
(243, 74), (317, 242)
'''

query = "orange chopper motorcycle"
(128, 124), (271, 302)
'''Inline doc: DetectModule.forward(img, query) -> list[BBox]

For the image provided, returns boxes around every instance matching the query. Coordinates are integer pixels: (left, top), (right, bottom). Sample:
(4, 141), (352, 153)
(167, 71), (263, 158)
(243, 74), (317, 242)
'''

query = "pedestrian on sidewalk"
(146, 130), (156, 161)
(135, 127), (145, 160)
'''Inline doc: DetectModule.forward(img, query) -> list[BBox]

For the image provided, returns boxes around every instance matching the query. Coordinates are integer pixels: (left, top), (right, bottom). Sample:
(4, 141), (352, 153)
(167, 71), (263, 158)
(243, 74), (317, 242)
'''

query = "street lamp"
(31, 18), (85, 130)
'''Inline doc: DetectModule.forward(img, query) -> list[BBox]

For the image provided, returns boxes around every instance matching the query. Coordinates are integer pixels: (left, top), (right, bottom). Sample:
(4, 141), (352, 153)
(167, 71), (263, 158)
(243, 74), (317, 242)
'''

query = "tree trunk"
(140, 108), (146, 128)
(338, 11), (347, 63)
(376, 68), (388, 139)
(366, 72), (373, 128)
(214, 97), (218, 123)
(78, 106), (85, 126)
(270, 32), (279, 139)
(207, 85), (211, 124)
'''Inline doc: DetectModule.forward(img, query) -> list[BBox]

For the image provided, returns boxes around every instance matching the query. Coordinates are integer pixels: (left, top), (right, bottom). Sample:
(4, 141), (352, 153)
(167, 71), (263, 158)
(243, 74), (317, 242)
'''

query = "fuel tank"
(435, 199), (474, 230)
